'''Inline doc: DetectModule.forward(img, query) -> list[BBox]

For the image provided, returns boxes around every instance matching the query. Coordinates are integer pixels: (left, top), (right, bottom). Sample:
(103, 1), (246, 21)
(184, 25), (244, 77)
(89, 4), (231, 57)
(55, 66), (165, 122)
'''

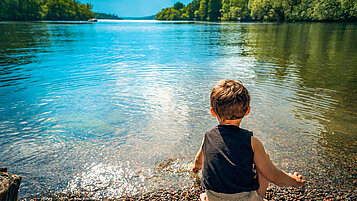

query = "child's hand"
(192, 159), (203, 173)
(193, 138), (204, 174)
(200, 193), (207, 201)
(289, 172), (307, 187)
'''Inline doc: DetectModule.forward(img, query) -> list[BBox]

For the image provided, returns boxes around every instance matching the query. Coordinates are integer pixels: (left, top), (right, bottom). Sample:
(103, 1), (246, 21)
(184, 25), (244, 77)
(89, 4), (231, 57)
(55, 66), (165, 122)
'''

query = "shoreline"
(120, 185), (357, 201)
(26, 184), (356, 200)
(1, 19), (357, 23)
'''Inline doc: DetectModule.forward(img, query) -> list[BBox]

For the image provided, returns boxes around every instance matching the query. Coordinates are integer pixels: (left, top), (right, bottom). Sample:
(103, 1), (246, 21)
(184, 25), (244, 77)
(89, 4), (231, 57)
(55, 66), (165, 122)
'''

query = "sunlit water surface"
(0, 20), (356, 198)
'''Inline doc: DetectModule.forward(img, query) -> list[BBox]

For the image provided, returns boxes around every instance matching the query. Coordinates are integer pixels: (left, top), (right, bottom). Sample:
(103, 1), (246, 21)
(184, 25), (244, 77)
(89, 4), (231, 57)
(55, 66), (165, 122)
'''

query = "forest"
(0, 0), (95, 21)
(155, 0), (357, 21)
(95, 12), (122, 20)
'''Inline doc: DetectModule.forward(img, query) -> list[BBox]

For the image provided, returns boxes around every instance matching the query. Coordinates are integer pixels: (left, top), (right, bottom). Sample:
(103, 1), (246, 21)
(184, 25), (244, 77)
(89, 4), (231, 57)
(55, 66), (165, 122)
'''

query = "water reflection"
(0, 21), (356, 198)
(0, 22), (51, 93)
(241, 23), (357, 187)
(0, 22), (51, 67)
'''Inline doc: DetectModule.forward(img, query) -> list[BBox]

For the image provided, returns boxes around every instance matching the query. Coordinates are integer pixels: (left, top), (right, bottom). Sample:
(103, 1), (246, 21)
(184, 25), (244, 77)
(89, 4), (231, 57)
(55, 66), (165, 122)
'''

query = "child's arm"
(251, 136), (307, 187)
(192, 138), (204, 173)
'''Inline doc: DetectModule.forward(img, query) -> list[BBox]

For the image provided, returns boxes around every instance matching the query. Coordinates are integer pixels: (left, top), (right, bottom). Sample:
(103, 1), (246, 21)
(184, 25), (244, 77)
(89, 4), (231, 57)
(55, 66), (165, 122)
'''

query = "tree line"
(95, 12), (122, 20)
(0, 0), (95, 21)
(155, 0), (357, 21)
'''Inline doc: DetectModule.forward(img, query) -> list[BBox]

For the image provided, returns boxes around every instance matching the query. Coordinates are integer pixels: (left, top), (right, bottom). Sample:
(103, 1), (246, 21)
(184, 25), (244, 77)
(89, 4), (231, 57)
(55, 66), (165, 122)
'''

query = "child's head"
(210, 80), (250, 122)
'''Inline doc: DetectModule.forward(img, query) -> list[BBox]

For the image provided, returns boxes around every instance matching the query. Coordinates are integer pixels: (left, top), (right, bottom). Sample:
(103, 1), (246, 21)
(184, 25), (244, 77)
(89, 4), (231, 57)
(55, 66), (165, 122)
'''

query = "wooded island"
(94, 12), (122, 20)
(156, 0), (357, 21)
(0, 0), (94, 21)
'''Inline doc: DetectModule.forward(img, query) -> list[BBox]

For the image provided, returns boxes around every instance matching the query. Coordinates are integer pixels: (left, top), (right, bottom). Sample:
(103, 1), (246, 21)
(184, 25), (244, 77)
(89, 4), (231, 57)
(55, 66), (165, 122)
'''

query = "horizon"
(81, 0), (192, 18)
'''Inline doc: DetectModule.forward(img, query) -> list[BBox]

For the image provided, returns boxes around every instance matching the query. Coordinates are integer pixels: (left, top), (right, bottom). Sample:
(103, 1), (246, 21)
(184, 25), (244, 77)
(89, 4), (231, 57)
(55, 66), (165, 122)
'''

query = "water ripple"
(0, 21), (356, 198)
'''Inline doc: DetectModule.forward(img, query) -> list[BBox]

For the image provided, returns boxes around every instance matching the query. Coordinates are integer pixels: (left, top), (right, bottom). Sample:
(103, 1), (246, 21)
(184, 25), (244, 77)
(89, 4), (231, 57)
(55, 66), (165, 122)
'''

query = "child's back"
(202, 125), (258, 193)
(193, 80), (306, 201)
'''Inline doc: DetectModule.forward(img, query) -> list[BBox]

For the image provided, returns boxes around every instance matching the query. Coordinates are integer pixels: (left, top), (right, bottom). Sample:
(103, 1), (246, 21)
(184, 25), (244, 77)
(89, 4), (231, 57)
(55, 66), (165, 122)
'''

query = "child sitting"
(192, 80), (306, 201)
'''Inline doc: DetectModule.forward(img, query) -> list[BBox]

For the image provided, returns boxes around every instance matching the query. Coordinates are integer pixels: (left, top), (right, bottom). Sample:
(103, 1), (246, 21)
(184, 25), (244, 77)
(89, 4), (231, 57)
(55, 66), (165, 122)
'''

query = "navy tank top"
(202, 125), (259, 193)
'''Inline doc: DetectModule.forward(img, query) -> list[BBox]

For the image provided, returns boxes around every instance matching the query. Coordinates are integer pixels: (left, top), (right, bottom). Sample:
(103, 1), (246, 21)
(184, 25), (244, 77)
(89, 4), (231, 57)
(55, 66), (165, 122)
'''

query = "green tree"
(315, 0), (353, 21)
(207, 0), (222, 21)
(174, 2), (185, 10)
(169, 9), (181, 20)
(44, 0), (94, 21)
(289, 0), (315, 21)
(155, 0), (357, 21)
(221, 0), (250, 21)
(156, 3), (187, 20)
(186, 0), (200, 20)
(220, 0), (231, 20)
(198, 0), (209, 20)
(248, 0), (289, 21)
(340, 0), (357, 20)
(0, 0), (94, 21)
(0, 0), (8, 19)
(95, 12), (122, 20)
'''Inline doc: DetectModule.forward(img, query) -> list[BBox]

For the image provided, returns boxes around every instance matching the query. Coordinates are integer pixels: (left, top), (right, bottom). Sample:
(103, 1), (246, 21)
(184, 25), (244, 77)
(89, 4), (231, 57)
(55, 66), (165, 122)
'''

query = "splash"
(61, 158), (196, 199)
(63, 162), (146, 199)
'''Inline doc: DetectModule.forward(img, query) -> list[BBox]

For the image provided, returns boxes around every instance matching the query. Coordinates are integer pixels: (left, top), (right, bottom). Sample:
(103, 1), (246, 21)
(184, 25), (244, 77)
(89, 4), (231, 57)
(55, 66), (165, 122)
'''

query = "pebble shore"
(118, 185), (356, 201)
(28, 184), (356, 200)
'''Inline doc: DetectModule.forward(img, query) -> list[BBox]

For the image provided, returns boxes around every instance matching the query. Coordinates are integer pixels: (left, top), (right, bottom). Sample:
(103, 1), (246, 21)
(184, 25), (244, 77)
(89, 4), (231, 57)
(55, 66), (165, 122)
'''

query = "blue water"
(0, 20), (356, 198)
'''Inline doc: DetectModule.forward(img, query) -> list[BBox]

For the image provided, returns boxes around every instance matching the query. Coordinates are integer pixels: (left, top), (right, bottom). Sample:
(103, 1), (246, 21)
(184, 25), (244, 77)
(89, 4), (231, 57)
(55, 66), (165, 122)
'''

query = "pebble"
(115, 184), (356, 201)
(26, 183), (357, 200)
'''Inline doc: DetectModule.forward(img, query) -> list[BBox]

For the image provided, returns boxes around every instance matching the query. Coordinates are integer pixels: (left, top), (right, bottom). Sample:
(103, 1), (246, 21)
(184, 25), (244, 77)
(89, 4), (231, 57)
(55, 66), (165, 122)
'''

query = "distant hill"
(121, 15), (156, 20)
(95, 12), (122, 20)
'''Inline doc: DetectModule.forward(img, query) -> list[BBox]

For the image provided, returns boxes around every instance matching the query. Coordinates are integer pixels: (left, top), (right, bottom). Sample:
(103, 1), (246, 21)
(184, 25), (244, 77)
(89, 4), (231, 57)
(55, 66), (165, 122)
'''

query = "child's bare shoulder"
(251, 136), (265, 153)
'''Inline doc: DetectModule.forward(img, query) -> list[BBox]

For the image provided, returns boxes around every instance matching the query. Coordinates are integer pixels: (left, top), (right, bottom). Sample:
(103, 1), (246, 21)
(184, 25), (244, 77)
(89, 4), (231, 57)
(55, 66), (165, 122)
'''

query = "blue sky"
(81, 0), (192, 17)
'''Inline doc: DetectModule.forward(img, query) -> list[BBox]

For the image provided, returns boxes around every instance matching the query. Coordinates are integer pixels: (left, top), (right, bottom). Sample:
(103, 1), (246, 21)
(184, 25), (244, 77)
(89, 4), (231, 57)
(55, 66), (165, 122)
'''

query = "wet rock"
(0, 168), (22, 201)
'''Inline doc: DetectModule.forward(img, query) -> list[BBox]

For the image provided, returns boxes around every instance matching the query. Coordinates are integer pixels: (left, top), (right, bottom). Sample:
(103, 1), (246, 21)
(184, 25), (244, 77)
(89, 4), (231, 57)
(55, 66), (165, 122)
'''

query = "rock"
(0, 169), (22, 201)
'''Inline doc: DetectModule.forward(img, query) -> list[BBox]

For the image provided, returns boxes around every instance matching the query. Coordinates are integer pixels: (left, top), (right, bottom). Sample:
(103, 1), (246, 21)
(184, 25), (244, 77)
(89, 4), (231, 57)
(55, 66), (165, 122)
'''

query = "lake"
(0, 20), (356, 198)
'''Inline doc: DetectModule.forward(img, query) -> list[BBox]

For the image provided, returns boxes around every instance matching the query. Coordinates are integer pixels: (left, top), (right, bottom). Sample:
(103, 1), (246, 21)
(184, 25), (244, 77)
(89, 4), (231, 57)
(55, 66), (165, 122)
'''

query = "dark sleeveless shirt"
(202, 125), (259, 194)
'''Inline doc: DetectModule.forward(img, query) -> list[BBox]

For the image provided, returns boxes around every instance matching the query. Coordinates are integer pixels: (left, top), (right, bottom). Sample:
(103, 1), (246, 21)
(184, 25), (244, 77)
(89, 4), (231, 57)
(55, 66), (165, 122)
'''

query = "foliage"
(155, 0), (357, 21)
(155, 2), (187, 20)
(0, 0), (95, 21)
(207, 0), (222, 21)
(197, 0), (209, 20)
(95, 12), (122, 20)
(220, 0), (250, 21)
(186, 0), (201, 20)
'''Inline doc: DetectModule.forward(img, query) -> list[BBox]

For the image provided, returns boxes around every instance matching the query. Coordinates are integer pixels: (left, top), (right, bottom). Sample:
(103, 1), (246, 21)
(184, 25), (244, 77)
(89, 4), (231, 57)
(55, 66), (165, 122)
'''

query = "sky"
(81, 0), (192, 17)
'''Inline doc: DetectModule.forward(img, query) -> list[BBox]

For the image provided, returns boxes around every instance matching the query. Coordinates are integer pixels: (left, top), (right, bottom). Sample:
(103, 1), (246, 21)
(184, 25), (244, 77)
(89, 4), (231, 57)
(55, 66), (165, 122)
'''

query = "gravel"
(119, 184), (356, 201)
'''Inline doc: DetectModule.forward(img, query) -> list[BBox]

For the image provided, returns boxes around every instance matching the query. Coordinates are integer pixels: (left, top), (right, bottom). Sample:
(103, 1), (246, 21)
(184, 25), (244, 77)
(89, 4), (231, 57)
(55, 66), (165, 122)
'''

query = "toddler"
(192, 80), (306, 201)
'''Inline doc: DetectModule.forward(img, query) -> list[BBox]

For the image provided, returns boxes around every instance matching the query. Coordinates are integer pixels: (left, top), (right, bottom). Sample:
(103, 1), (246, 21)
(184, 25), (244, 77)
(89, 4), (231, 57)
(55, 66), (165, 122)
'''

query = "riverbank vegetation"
(95, 12), (122, 20)
(0, 0), (94, 21)
(155, 0), (357, 22)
